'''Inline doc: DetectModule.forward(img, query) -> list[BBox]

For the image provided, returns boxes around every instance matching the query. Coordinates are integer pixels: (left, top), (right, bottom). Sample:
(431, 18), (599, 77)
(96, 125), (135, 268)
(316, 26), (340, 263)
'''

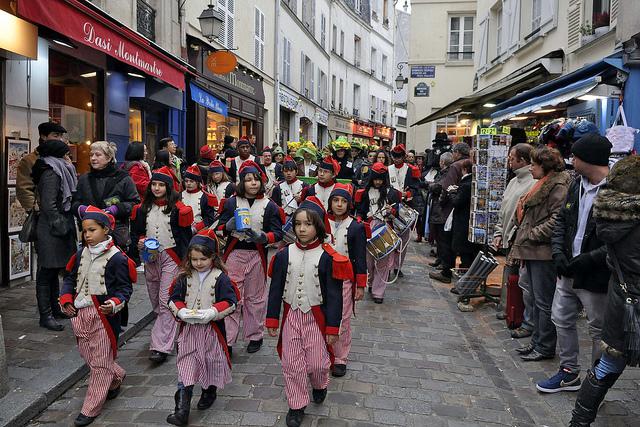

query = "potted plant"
(593, 12), (610, 36)
(580, 22), (596, 44)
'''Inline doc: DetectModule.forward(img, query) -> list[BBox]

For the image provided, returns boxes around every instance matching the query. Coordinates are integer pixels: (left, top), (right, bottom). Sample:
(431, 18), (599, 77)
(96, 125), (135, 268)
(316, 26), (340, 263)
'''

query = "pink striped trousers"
(224, 249), (266, 345)
(332, 280), (354, 365)
(281, 309), (330, 410)
(145, 251), (179, 353)
(176, 324), (231, 389)
(367, 220), (396, 299)
(398, 226), (411, 268)
(71, 306), (125, 417)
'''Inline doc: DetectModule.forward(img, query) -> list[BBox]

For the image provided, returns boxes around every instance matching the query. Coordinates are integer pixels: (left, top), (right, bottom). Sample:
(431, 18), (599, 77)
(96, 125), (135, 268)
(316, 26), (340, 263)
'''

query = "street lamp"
(198, 1), (224, 42)
(395, 62), (409, 90)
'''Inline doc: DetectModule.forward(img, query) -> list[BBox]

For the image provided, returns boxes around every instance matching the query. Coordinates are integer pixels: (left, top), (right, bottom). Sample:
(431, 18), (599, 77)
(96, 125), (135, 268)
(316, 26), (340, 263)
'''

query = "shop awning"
(18, 0), (190, 90)
(190, 82), (228, 116)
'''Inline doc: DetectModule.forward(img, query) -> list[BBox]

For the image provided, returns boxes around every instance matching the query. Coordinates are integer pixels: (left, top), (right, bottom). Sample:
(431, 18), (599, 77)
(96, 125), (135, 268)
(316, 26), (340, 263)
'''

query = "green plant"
(580, 22), (594, 36)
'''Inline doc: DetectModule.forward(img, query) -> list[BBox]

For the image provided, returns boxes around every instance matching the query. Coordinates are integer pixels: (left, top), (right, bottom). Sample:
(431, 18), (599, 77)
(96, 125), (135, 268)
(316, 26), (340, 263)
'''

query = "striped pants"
(71, 306), (125, 418)
(177, 324), (231, 389)
(145, 251), (179, 353)
(332, 280), (353, 365)
(398, 226), (411, 269)
(281, 309), (330, 410)
(225, 249), (266, 345)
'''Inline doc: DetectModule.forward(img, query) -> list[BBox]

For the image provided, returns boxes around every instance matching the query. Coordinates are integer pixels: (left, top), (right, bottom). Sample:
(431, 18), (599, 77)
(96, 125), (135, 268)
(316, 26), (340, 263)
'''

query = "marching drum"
(366, 224), (401, 260)
(392, 204), (419, 235)
(282, 218), (297, 245)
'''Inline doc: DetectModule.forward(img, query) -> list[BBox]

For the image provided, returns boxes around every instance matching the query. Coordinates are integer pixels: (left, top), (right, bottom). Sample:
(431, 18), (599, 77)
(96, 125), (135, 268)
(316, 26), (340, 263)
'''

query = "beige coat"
(509, 171), (572, 261)
(16, 150), (39, 211)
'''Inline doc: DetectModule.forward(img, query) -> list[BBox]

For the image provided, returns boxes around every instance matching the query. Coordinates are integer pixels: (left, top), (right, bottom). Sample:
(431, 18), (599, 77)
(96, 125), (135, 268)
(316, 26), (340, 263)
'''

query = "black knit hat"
(571, 133), (612, 166)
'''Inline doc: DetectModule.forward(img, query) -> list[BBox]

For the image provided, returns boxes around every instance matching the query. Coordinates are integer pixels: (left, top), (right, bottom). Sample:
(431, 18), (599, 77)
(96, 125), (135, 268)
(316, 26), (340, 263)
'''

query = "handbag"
(19, 209), (39, 243)
(606, 105), (637, 155)
(609, 246), (640, 366)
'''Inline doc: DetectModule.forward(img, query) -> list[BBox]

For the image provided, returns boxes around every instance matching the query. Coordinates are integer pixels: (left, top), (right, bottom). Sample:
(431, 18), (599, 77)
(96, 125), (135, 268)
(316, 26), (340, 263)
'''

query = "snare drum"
(282, 218), (296, 244)
(393, 204), (419, 235)
(366, 224), (401, 260)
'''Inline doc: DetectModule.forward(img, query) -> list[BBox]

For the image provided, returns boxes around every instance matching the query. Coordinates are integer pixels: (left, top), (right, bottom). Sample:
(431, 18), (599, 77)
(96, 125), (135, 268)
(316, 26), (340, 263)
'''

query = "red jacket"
(122, 161), (151, 200)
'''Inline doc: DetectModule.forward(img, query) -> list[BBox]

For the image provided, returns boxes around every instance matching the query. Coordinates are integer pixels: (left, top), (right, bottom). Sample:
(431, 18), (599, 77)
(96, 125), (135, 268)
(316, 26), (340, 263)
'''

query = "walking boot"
(73, 413), (96, 426)
(286, 407), (305, 427)
(247, 338), (263, 353)
(167, 386), (193, 426)
(37, 280), (64, 331)
(39, 315), (64, 331)
(197, 386), (217, 410)
(569, 369), (621, 426)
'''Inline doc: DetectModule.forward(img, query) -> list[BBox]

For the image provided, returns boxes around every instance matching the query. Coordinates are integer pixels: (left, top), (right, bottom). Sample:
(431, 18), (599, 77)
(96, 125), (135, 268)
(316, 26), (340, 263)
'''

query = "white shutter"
(217, 0), (226, 46)
(567, 0), (582, 50)
(540, 0), (556, 28)
(610, 0), (619, 27)
(254, 8), (265, 70)
(316, 69), (321, 105)
(321, 14), (326, 49)
(284, 39), (291, 85)
(310, 62), (315, 100)
(507, 0), (520, 49)
(226, 0), (235, 49)
(476, 16), (489, 69)
(301, 53), (306, 94)
(311, 0), (316, 35)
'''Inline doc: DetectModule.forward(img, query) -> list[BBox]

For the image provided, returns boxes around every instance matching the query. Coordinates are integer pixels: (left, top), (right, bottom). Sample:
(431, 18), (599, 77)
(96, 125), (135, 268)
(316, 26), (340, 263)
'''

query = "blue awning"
(190, 82), (228, 116)
(491, 76), (602, 123)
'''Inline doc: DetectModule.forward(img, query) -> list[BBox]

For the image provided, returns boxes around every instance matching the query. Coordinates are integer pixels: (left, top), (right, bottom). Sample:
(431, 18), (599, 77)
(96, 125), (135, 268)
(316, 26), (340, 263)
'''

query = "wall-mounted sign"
(374, 126), (393, 140)
(411, 65), (436, 78)
(480, 127), (497, 135)
(206, 51), (237, 75)
(352, 122), (374, 137)
(414, 82), (430, 97)
(190, 82), (228, 116)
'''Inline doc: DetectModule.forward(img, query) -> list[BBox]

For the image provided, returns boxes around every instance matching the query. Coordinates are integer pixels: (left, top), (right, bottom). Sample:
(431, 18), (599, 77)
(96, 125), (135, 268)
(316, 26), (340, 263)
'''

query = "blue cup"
(235, 208), (251, 231)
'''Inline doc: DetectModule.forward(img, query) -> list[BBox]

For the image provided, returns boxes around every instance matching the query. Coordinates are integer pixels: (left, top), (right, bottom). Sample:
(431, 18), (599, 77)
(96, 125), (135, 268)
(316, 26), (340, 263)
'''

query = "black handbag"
(18, 209), (39, 243)
(609, 246), (640, 366)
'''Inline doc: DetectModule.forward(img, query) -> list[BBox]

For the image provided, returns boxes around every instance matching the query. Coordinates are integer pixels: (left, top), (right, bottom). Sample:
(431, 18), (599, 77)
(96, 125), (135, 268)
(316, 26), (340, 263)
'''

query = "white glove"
(177, 308), (202, 324)
(447, 185), (458, 192)
(197, 308), (219, 323)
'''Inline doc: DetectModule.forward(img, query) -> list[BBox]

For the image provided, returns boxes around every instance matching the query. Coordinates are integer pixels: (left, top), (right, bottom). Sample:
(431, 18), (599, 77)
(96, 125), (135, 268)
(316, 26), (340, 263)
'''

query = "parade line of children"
(60, 143), (416, 427)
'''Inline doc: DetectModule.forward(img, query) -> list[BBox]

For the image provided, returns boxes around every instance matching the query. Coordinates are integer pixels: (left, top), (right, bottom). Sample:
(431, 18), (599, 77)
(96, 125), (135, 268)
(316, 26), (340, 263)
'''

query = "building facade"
(394, 5), (411, 147)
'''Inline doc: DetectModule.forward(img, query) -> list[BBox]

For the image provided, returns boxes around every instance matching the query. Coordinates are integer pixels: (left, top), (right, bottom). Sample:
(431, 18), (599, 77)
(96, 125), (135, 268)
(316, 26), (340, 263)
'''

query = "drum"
(393, 204), (419, 235)
(366, 224), (401, 260)
(282, 218), (296, 244)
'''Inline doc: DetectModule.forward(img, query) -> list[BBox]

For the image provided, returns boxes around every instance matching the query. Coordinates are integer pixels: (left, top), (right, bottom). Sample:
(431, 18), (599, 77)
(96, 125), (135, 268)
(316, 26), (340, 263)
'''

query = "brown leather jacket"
(16, 149), (39, 211)
(509, 171), (572, 261)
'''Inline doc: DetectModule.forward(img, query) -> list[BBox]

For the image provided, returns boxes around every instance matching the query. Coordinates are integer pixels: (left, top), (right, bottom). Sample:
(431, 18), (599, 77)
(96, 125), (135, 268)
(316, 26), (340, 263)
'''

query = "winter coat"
(32, 161), (77, 268)
(427, 166), (449, 225)
(122, 161), (151, 199)
(451, 174), (473, 254)
(72, 164), (140, 248)
(493, 166), (536, 249)
(551, 179), (609, 293)
(335, 156), (354, 181)
(510, 171), (572, 261)
(16, 141), (42, 211)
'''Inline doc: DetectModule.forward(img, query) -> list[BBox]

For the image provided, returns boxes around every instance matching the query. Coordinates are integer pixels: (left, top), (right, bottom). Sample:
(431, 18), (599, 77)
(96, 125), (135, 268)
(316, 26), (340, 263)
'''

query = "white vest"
(313, 183), (335, 210)
(146, 204), (176, 249)
(234, 155), (255, 183)
(367, 188), (386, 221)
(264, 163), (277, 194)
(283, 244), (324, 312)
(184, 269), (222, 310)
(75, 246), (120, 302)
(329, 216), (353, 257)
(279, 180), (304, 215)
(182, 190), (202, 223)
(210, 181), (231, 202)
(389, 163), (408, 192)
(231, 197), (269, 241)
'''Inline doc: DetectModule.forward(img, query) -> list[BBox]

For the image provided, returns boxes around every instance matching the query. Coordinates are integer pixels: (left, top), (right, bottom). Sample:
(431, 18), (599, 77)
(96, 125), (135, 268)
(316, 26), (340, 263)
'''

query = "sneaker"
(536, 368), (581, 393)
(429, 270), (451, 284)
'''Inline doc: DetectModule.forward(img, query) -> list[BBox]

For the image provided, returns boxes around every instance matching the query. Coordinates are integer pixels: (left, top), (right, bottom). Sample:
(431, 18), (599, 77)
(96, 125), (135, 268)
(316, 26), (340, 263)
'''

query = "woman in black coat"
(449, 159), (479, 268)
(31, 139), (78, 331)
(71, 141), (140, 249)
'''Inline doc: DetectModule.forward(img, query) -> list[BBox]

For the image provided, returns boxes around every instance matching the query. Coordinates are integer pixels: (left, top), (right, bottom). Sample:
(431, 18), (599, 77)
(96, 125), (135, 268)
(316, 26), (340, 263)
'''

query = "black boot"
(570, 369), (621, 426)
(167, 386), (193, 426)
(40, 315), (64, 331)
(197, 385), (217, 410)
(36, 271), (64, 331)
(286, 407), (305, 427)
(247, 338), (263, 353)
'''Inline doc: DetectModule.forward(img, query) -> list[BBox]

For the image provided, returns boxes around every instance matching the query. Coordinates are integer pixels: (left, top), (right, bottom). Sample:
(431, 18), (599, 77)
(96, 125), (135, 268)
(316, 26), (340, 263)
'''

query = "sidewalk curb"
(0, 311), (155, 427)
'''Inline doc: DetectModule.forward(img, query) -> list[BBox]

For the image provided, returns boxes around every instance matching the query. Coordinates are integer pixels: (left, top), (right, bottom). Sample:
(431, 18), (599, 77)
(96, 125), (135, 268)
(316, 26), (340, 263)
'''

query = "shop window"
(49, 50), (100, 175)
(129, 108), (142, 142)
(207, 111), (240, 152)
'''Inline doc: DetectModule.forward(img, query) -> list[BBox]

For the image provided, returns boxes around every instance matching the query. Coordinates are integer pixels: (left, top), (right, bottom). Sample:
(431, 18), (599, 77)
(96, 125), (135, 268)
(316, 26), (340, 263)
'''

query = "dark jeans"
(524, 260), (557, 357)
(437, 230), (455, 278)
(459, 246), (481, 269)
(36, 266), (62, 318)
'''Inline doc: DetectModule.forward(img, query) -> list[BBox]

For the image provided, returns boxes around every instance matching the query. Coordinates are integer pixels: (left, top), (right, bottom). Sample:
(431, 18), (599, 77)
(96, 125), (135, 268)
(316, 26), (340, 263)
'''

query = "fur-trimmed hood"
(524, 171), (572, 209)
(594, 188), (640, 222)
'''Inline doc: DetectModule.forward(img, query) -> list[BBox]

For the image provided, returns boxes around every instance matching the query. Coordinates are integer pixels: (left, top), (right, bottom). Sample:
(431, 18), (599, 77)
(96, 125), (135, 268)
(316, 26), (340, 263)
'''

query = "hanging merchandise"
(469, 133), (511, 245)
(606, 104), (637, 164)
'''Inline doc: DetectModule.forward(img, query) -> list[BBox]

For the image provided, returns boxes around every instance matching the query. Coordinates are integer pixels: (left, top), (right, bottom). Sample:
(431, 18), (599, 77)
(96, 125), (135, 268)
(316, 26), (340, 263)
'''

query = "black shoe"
(312, 388), (327, 404)
(197, 386), (217, 410)
(247, 339), (263, 353)
(331, 364), (347, 377)
(52, 310), (68, 320)
(167, 387), (193, 426)
(430, 249), (437, 257)
(397, 270), (404, 278)
(429, 270), (451, 284)
(496, 312), (507, 320)
(373, 298), (384, 304)
(511, 327), (533, 339)
(39, 315), (64, 331)
(428, 260), (441, 268)
(520, 350), (554, 362)
(570, 369), (621, 426)
(228, 346), (233, 358)
(106, 385), (121, 400)
(515, 343), (535, 355)
(74, 413), (96, 426)
(368, 286), (372, 294)
(149, 350), (168, 363)
(450, 287), (460, 295)
(286, 408), (305, 427)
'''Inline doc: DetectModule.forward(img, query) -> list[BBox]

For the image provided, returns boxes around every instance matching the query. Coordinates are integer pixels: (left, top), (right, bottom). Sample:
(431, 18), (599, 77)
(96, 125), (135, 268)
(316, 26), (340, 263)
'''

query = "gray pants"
(523, 260), (557, 356)
(551, 277), (606, 373)
(518, 264), (534, 332)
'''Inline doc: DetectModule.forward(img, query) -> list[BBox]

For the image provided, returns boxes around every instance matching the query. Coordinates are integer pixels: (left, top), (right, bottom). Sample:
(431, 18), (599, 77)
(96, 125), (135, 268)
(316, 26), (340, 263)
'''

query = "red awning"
(18, 0), (187, 90)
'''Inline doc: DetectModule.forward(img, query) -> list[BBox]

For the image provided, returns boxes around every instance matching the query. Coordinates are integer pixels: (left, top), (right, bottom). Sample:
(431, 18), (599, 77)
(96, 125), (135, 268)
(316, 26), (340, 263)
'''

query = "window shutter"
(610, 0), (619, 27)
(226, 0), (235, 49)
(310, 62), (315, 100)
(567, 0), (582, 50)
(477, 16), (489, 69)
(321, 14), (326, 49)
(285, 39), (291, 85)
(507, 0), (520, 49)
(301, 53), (306, 94)
(540, 0), (556, 28)
(217, 0), (226, 46)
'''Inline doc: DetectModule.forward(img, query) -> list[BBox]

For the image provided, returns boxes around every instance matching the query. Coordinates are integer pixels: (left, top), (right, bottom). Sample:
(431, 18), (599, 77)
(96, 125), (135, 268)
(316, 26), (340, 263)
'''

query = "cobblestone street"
(30, 243), (640, 427)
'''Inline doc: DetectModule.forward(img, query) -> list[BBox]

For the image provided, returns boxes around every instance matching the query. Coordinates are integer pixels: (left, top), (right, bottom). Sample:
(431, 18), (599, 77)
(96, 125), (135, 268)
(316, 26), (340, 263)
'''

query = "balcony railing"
(137, 0), (156, 41)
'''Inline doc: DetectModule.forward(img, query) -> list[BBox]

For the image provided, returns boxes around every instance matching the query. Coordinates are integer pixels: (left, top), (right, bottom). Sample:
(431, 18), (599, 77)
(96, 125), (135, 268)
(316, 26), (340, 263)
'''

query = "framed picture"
(9, 235), (31, 280)
(7, 138), (31, 185)
(8, 187), (27, 232)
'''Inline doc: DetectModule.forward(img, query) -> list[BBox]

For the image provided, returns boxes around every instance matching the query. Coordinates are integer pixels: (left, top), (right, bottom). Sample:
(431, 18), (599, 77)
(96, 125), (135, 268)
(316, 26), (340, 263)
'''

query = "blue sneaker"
(536, 367), (581, 393)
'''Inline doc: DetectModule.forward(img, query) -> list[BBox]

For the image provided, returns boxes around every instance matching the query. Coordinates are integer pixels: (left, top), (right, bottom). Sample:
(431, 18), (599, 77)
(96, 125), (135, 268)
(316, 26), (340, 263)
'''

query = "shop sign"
(352, 122), (374, 138)
(206, 51), (237, 75)
(18, 0), (186, 90)
(414, 83), (429, 97)
(190, 82), (228, 116)
(279, 88), (299, 111)
(329, 115), (352, 134)
(411, 65), (436, 78)
(209, 69), (265, 103)
(526, 130), (540, 138)
(316, 108), (329, 126)
(375, 126), (393, 139)
(480, 127), (497, 135)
